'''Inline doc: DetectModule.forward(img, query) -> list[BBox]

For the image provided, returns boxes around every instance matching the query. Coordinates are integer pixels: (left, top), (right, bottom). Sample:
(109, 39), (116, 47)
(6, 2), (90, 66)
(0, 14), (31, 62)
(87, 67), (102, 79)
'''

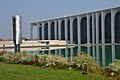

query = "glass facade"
(39, 27), (42, 40)
(67, 20), (70, 42)
(115, 11), (120, 43)
(50, 22), (54, 40)
(57, 22), (59, 40)
(105, 13), (111, 43)
(81, 17), (87, 44)
(73, 18), (78, 44)
(44, 23), (48, 40)
(90, 17), (92, 43)
(61, 20), (65, 40)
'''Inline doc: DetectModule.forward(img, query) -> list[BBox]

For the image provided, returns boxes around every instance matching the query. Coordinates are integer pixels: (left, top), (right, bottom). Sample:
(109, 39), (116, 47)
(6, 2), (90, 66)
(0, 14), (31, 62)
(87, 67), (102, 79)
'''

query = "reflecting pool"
(1, 45), (120, 66)
(25, 45), (120, 66)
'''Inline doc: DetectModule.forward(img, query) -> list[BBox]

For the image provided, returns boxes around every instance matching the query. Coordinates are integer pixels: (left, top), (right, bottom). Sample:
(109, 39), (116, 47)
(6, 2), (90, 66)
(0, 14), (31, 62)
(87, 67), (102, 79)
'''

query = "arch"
(67, 20), (70, 42)
(115, 11), (120, 43)
(57, 22), (59, 40)
(81, 17), (87, 44)
(50, 22), (54, 40)
(39, 24), (42, 40)
(61, 20), (65, 40)
(90, 16), (92, 43)
(44, 23), (48, 40)
(73, 18), (78, 44)
(105, 13), (111, 43)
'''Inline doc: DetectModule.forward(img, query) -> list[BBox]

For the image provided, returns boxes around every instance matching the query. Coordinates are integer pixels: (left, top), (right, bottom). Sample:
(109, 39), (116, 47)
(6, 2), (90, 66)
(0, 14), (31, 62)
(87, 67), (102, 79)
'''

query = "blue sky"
(0, 0), (120, 39)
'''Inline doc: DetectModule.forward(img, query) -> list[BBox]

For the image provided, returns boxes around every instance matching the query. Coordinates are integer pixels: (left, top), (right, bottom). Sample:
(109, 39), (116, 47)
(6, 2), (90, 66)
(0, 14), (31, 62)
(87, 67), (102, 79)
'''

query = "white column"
(48, 21), (51, 40)
(48, 50), (51, 55)
(78, 46), (81, 54)
(42, 51), (44, 55)
(77, 16), (81, 54)
(96, 12), (100, 63)
(87, 14), (91, 55)
(96, 12), (99, 44)
(55, 50), (57, 55)
(101, 11), (105, 44)
(59, 49), (61, 55)
(54, 20), (57, 40)
(41, 22), (44, 40)
(65, 18), (68, 41)
(101, 11), (106, 66)
(65, 47), (68, 59)
(87, 14), (90, 44)
(30, 23), (33, 39)
(111, 9), (115, 62)
(58, 19), (61, 40)
(77, 16), (81, 44)
(92, 13), (95, 57)
(37, 23), (40, 40)
(70, 17), (73, 44)
(70, 47), (73, 61)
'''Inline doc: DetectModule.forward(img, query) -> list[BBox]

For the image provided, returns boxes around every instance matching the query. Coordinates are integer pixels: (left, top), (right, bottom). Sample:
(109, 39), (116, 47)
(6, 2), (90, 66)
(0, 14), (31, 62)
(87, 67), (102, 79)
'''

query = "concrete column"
(37, 23), (40, 40)
(101, 11), (105, 44)
(48, 50), (51, 55)
(70, 17), (73, 44)
(92, 13), (95, 57)
(48, 21), (51, 40)
(77, 16), (81, 44)
(111, 9), (115, 62)
(55, 50), (57, 55)
(101, 11), (106, 66)
(87, 14), (91, 55)
(65, 18), (68, 41)
(65, 47), (68, 59)
(54, 20), (57, 40)
(78, 46), (81, 54)
(59, 49), (61, 55)
(95, 12), (100, 63)
(42, 51), (44, 55)
(96, 12), (99, 44)
(30, 23), (33, 39)
(87, 14), (90, 44)
(70, 47), (73, 61)
(58, 19), (61, 40)
(77, 16), (81, 54)
(41, 22), (44, 40)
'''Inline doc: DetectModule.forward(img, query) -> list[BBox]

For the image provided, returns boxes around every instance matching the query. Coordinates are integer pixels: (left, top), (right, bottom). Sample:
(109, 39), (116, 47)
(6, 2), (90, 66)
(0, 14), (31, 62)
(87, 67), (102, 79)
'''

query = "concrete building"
(30, 7), (120, 45)
(30, 7), (120, 66)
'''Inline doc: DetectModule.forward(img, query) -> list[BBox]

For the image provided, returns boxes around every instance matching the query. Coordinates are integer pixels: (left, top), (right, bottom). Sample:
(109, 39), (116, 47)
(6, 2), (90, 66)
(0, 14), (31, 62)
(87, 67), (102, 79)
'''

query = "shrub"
(0, 51), (6, 56)
(105, 59), (120, 76)
(37, 54), (69, 69)
(1, 53), (13, 63)
(12, 53), (35, 64)
(73, 52), (102, 74)
(0, 52), (69, 69)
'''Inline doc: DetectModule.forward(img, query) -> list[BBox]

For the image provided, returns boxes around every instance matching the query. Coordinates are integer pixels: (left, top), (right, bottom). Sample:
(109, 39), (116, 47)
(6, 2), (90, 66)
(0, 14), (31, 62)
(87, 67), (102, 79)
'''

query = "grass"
(0, 62), (108, 80)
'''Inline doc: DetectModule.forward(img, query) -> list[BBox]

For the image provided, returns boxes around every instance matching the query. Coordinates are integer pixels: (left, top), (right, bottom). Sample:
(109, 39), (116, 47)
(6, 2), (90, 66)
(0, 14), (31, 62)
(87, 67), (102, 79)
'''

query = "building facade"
(30, 7), (120, 66)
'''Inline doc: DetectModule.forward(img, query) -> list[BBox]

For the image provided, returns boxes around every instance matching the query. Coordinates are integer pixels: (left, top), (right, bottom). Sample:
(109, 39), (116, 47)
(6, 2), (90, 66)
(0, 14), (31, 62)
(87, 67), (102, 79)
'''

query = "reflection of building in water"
(31, 7), (120, 67)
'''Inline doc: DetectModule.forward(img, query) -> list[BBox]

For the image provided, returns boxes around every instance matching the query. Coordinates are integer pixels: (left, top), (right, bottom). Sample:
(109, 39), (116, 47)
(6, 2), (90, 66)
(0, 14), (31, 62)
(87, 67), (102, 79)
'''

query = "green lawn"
(0, 62), (108, 80)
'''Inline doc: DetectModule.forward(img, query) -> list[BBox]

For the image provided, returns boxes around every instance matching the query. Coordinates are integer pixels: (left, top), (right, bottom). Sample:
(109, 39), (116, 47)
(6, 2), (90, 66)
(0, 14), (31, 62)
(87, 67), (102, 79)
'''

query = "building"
(30, 7), (120, 44)
(30, 7), (120, 66)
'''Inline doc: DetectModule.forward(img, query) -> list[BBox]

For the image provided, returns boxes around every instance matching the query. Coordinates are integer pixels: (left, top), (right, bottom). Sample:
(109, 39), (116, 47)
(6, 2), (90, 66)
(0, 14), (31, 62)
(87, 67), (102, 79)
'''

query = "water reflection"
(27, 45), (120, 66)
(1, 45), (120, 66)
